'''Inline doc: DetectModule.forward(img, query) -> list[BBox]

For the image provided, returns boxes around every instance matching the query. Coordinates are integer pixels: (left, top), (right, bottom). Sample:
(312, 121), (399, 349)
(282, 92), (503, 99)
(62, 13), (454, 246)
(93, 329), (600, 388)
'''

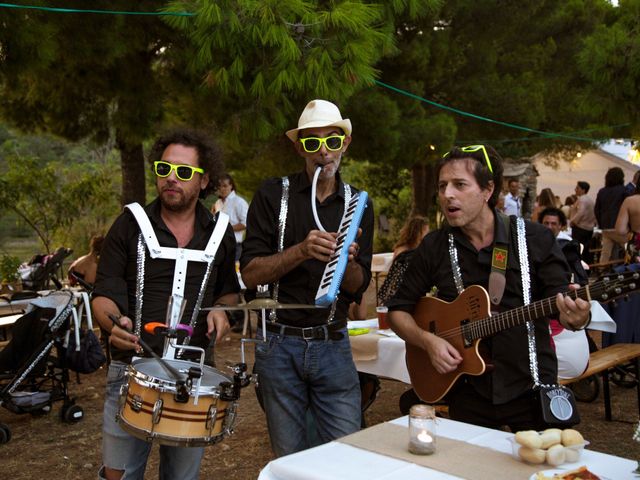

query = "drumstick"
(107, 313), (184, 382)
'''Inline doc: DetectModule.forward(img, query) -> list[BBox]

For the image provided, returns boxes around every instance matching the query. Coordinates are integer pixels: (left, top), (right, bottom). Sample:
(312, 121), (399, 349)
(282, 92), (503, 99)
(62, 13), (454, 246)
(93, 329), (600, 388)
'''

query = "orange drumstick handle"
(144, 322), (167, 335)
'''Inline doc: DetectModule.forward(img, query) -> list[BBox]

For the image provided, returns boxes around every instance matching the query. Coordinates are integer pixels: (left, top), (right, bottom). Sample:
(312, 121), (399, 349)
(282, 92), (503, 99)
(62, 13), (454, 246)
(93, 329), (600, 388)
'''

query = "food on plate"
(519, 446), (546, 464)
(545, 444), (566, 466)
(515, 430), (543, 449)
(561, 429), (585, 446)
(534, 465), (601, 479)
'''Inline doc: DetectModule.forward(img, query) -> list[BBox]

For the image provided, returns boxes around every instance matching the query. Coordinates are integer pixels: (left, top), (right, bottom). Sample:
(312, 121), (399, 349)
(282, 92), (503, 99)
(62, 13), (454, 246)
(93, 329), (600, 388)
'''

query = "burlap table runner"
(338, 422), (541, 480)
(349, 332), (381, 362)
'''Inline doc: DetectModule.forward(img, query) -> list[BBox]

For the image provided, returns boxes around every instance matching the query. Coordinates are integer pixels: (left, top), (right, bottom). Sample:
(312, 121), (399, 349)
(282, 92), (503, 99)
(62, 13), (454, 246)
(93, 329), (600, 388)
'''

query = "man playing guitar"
(387, 145), (591, 431)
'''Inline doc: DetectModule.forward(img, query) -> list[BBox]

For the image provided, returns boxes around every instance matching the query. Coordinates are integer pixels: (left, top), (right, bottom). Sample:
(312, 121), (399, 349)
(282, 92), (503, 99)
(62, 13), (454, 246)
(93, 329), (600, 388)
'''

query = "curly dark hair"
(148, 127), (224, 198)
(437, 144), (504, 208)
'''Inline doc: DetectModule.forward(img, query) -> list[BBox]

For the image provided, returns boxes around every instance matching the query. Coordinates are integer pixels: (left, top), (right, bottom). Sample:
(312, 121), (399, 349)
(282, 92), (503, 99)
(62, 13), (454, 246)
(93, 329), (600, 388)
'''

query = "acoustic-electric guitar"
(406, 270), (640, 403)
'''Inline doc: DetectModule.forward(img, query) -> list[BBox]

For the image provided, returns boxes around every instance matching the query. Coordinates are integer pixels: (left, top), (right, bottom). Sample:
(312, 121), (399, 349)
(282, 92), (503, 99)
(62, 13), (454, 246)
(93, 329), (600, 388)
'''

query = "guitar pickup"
(460, 319), (473, 348)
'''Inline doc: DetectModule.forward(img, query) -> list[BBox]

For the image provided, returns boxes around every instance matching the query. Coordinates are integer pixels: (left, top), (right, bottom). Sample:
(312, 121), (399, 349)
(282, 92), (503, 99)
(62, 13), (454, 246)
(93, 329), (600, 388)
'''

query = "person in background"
(539, 207), (590, 380)
(531, 188), (558, 223)
(503, 178), (522, 217)
(392, 215), (429, 258)
(561, 194), (577, 223)
(595, 167), (628, 263)
(496, 192), (506, 213)
(92, 128), (239, 480)
(212, 173), (249, 262)
(68, 235), (104, 287)
(615, 182), (640, 264)
(388, 144), (590, 431)
(569, 181), (597, 264)
(625, 170), (640, 197)
(241, 99), (374, 457)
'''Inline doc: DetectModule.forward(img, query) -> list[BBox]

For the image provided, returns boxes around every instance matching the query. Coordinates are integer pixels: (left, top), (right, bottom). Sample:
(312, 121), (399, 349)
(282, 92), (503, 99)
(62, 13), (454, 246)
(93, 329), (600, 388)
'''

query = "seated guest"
(68, 235), (104, 287)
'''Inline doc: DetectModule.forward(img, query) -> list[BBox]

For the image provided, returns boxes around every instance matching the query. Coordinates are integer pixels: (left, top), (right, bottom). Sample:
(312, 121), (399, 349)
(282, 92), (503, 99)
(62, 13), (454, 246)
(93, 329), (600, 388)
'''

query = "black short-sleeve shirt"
(93, 198), (240, 363)
(240, 170), (374, 327)
(387, 212), (570, 404)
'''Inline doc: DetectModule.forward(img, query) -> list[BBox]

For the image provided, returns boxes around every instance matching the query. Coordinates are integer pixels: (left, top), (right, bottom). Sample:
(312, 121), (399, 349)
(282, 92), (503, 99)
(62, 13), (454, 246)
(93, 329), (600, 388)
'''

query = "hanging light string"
(0, 2), (195, 16)
(374, 79), (625, 143)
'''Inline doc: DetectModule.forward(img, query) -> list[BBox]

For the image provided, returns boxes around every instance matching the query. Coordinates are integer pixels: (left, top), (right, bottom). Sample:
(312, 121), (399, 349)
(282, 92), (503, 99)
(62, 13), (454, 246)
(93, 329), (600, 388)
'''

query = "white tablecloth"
(259, 416), (637, 480)
(348, 319), (410, 383)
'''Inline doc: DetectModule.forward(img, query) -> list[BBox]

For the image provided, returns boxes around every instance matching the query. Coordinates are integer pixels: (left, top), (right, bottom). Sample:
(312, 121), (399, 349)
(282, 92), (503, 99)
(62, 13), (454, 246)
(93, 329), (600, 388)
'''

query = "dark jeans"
(571, 226), (594, 264)
(447, 381), (548, 432)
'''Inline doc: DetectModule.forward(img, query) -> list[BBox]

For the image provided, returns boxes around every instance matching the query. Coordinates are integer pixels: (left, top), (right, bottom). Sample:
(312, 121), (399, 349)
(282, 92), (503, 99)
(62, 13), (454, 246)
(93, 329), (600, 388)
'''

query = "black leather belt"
(265, 321), (346, 340)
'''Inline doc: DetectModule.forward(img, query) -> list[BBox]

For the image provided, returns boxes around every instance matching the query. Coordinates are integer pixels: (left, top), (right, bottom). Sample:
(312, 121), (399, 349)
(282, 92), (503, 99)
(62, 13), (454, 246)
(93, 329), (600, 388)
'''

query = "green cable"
(375, 79), (606, 143)
(0, 2), (195, 16)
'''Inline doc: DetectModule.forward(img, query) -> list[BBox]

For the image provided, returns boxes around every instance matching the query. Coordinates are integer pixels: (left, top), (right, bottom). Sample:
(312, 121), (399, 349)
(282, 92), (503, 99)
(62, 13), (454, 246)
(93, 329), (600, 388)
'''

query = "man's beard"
(160, 187), (199, 212)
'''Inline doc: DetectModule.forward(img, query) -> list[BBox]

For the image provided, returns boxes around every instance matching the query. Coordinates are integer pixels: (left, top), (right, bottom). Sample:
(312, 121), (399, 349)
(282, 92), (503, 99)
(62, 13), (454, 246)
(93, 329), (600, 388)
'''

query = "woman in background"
(531, 188), (558, 222)
(392, 215), (429, 258)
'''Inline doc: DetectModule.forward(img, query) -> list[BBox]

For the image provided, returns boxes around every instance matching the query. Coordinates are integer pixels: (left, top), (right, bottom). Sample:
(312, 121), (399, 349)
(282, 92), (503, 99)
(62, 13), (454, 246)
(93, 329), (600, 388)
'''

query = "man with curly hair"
(92, 127), (240, 480)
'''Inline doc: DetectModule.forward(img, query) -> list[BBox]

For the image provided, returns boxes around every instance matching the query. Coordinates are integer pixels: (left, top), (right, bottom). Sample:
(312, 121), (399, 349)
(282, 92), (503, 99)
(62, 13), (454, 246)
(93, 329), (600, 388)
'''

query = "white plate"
(530, 469), (566, 480)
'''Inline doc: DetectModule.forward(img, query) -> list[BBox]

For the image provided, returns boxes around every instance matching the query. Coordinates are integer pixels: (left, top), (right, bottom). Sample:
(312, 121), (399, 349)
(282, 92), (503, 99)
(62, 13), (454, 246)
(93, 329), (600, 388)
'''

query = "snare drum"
(118, 358), (237, 447)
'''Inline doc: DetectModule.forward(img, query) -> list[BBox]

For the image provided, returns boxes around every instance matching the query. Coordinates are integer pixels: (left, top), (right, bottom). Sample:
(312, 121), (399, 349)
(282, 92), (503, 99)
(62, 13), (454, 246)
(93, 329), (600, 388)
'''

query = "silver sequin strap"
(134, 234), (146, 336)
(516, 217), (546, 388)
(448, 234), (465, 295)
(269, 177), (290, 321)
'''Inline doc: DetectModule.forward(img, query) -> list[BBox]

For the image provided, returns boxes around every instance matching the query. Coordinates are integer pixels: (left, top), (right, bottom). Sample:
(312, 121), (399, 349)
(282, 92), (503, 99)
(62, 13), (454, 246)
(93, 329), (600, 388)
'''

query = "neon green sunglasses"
(154, 161), (204, 181)
(299, 135), (345, 153)
(444, 144), (493, 174)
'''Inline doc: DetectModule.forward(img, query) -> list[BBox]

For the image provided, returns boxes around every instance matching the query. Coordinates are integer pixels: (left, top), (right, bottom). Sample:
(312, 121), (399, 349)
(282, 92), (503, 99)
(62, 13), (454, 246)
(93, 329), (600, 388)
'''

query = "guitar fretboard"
(465, 273), (637, 341)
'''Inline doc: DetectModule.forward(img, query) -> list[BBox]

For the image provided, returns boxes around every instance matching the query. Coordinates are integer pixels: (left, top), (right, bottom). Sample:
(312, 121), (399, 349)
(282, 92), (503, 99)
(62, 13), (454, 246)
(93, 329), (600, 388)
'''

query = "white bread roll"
(519, 446), (546, 464)
(561, 429), (584, 446)
(515, 430), (543, 449)
(546, 444), (566, 466)
(540, 430), (562, 449)
(564, 445), (581, 463)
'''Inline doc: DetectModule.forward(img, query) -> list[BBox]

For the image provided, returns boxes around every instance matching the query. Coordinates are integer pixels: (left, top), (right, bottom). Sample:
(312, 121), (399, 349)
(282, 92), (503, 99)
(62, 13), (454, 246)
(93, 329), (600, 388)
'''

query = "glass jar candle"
(408, 404), (436, 455)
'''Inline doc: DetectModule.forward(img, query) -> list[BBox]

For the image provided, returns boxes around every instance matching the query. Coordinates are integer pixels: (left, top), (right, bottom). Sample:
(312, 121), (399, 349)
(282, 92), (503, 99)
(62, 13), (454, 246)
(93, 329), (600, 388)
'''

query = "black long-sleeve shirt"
(240, 170), (374, 327)
(387, 212), (570, 404)
(93, 198), (239, 363)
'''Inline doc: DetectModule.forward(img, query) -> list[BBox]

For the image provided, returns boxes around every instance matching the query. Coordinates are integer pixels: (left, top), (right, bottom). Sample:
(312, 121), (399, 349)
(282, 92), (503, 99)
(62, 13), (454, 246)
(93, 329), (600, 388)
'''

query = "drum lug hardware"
(206, 405), (218, 431)
(174, 380), (190, 403)
(152, 399), (163, 424)
(131, 394), (143, 413)
(223, 402), (238, 435)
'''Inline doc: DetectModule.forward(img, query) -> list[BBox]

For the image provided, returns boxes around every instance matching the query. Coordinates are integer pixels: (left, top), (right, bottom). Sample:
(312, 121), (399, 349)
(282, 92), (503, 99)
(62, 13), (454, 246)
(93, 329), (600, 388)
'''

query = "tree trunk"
(116, 130), (146, 207)
(411, 162), (437, 217)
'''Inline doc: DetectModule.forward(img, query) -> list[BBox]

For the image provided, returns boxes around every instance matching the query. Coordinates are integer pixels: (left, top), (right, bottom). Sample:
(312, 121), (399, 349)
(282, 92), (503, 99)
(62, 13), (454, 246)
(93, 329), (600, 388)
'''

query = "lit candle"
(408, 405), (436, 455)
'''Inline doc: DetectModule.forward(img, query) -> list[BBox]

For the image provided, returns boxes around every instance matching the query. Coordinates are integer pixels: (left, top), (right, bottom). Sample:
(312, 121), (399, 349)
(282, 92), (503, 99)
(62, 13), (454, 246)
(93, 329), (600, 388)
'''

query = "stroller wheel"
(0, 422), (11, 444)
(61, 404), (84, 423)
(570, 375), (601, 403)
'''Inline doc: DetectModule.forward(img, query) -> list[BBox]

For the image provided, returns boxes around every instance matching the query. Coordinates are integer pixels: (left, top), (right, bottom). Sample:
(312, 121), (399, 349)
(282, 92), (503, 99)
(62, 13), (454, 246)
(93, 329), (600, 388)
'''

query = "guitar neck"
(472, 282), (598, 340)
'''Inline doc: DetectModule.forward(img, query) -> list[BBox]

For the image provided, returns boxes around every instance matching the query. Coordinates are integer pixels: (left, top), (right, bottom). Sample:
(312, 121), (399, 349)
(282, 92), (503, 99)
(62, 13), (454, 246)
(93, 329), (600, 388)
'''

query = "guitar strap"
(488, 213), (511, 306)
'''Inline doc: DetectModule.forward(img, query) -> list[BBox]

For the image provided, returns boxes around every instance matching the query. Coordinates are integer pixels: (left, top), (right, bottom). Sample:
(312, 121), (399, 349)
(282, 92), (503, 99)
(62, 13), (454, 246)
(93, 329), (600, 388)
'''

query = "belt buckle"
(301, 327), (315, 340)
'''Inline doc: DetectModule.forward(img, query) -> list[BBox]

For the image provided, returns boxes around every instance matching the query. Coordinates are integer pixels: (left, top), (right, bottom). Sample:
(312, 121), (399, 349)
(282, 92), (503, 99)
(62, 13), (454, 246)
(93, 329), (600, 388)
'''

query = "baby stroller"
(0, 291), (84, 444)
(19, 247), (73, 291)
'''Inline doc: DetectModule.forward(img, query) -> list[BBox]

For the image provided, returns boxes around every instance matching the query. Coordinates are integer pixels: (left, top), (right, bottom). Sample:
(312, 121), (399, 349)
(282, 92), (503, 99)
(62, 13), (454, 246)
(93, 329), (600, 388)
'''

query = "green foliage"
(0, 130), (120, 254)
(0, 254), (21, 283)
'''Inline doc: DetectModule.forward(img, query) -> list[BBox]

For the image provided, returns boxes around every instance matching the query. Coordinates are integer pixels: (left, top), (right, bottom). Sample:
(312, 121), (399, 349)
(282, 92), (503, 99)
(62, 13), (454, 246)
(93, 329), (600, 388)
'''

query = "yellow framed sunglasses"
(153, 161), (204, 181)
(299, 135), (345, 153)
(444, 145), (493, 174)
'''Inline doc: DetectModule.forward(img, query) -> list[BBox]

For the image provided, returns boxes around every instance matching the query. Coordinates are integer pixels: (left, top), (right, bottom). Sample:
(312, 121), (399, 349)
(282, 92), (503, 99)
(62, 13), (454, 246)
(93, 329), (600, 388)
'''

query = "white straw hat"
(285, 99), (352, 142)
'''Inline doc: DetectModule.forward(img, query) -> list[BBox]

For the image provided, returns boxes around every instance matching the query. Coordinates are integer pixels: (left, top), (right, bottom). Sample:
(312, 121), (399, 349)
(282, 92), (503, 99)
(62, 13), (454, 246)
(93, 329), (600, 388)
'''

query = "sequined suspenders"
(126, 203), (229, 358)
(449, 217), (545, 388)
(269, 178), (350, 323)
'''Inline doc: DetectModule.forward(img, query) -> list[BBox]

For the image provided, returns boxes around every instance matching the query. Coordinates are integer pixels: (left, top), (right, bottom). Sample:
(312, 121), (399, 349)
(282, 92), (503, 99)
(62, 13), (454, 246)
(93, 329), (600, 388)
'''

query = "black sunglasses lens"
(176, 166), (193, 180)
(156, 162), (171, 176)
(303, 138), (320, 151)
(325, 136), (342, 150)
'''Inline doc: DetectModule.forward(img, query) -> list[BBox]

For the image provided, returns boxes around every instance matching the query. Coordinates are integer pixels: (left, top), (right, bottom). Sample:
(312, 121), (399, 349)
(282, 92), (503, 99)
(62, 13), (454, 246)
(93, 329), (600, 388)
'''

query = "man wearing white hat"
(240, 99), (374, 456)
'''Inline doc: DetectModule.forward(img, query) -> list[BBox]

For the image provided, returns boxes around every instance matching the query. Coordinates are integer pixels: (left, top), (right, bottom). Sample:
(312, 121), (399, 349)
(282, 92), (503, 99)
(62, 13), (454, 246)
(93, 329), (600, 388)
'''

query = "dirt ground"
(2, 327), (640, 479)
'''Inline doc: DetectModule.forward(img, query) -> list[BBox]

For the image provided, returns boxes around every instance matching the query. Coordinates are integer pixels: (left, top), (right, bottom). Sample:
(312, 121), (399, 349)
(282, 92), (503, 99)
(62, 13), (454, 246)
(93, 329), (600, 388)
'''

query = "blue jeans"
(254, 328), (361, 457)
(100, 362), (204, 480)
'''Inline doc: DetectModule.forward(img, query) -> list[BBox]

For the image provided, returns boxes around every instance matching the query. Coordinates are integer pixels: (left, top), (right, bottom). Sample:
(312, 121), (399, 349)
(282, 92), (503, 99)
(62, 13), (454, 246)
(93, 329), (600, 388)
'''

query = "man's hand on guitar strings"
(556, 285), (590, 331)
(425, 333), (463, 374)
